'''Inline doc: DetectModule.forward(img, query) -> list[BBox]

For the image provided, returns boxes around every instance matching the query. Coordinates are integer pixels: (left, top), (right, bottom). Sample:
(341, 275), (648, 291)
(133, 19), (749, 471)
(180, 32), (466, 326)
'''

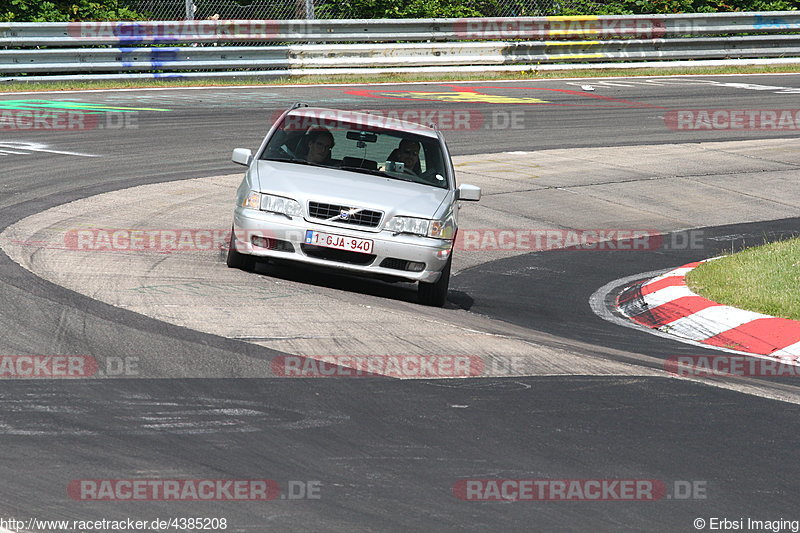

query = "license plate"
(305, 230), (374, 254)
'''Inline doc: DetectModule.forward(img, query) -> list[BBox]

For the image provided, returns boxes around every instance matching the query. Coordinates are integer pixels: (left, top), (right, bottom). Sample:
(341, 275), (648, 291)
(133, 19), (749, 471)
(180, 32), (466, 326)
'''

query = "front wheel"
(418, 256), (451, 307)
(226, 227), (256, 272)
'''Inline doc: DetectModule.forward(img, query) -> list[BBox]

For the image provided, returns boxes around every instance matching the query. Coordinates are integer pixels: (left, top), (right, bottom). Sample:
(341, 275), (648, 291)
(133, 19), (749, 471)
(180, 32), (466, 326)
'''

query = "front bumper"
(232, 207), (452, 283)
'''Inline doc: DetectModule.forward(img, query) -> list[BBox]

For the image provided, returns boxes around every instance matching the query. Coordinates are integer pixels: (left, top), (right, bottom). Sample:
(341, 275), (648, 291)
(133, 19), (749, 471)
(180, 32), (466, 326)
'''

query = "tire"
(418, 255), (451, 307)
(226, 227), (256, 272)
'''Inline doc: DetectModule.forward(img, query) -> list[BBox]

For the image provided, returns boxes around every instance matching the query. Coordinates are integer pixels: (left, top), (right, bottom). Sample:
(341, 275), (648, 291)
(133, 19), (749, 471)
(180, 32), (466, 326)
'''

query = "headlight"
(242, 191), (261, 210)
(386, 214), (455, 240)
(428, 213), (455, 240)
(385, 216), (430, 237)
(241, 191), (302, 217)
(261, 194), (302, 217)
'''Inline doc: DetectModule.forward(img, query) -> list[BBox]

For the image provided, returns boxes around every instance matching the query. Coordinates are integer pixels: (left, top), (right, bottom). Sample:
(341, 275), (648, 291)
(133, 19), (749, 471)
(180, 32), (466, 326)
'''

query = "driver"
(305, 127), (335, 164)
(387, 139), (421, 175)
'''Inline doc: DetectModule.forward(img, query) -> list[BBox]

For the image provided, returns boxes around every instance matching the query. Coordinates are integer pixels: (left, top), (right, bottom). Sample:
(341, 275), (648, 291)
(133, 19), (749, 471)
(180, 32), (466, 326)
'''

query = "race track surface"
(1, 74), (799, 532)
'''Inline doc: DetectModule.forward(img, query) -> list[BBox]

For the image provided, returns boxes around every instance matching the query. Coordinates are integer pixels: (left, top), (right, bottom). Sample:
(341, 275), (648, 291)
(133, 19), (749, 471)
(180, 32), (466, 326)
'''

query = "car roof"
(286, 107), (440, 138)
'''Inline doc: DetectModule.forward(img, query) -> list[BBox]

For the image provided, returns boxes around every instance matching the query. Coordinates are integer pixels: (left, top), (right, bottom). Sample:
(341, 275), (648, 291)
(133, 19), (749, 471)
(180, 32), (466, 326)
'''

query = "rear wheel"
(418, 255), (451, 307)
(226, 227), (256, 272)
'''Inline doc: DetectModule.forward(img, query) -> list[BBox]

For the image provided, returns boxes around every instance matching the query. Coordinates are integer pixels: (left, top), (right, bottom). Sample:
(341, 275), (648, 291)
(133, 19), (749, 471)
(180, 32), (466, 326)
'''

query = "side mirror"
(232, 148), (253, 166)
(457, 184), (481, 201)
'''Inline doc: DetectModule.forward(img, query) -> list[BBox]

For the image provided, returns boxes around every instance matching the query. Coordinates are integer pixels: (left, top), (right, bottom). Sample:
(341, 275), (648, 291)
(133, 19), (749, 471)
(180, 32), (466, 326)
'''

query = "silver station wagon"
(227, 104), (481, 306)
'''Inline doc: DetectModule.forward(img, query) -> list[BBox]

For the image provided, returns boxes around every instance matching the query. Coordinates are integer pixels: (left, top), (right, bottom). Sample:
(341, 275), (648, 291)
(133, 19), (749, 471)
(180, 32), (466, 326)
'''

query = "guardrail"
(2, 12), (800, 81)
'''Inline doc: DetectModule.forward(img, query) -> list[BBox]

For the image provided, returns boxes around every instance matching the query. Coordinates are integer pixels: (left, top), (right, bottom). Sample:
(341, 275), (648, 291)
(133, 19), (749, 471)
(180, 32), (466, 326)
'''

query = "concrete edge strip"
(3, 57), (800, 84)
(617, 261), (800, 360)
(3, 70), (800, 97)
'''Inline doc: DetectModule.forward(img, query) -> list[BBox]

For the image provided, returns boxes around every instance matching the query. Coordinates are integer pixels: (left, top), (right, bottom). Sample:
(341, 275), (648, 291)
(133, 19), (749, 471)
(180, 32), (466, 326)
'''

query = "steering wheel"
(418, 169), (445, 185)
(281, 144), (298, 159)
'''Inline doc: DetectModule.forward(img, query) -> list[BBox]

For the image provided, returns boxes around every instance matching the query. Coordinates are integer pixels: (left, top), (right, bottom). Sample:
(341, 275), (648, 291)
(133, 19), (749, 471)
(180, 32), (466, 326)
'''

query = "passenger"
(387, 139), (421, 175)
(304, 128), (335, 164)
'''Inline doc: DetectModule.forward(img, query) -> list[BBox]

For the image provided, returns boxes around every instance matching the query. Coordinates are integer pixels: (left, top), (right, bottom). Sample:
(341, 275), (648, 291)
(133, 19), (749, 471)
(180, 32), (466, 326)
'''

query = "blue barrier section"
(119, 48), (181, 69)
(754, 15), (800, 30)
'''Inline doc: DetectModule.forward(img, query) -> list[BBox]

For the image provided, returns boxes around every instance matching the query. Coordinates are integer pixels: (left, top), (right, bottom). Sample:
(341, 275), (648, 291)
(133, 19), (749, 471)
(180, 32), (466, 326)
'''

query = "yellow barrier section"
(546, 15), (602, 37)
(369, 91), (551, 104)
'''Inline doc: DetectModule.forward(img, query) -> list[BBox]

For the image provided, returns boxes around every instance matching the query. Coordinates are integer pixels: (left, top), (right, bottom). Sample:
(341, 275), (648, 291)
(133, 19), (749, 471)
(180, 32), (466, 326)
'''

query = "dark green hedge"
(560, 0), (797, 14)
(1, 0), (796, 22)
(0, 0), (144, 21)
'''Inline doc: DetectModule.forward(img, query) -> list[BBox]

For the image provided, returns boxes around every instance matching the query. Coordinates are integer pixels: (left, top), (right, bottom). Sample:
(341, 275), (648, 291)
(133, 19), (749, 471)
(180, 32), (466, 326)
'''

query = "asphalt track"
(1, 75), (800, 532)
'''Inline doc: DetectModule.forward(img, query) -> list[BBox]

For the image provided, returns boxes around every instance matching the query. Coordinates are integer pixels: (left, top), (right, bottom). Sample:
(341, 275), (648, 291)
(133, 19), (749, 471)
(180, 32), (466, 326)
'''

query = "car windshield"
(260, 113), (450, 189)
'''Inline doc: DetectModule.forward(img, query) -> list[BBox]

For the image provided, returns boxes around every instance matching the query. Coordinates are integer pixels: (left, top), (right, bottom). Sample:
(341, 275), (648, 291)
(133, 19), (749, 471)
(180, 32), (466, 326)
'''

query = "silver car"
(227, 104), (481, 306)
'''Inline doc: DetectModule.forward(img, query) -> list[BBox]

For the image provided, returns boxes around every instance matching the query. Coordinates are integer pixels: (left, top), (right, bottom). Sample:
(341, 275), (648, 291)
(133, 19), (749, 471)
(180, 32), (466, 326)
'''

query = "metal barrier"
(2, 12), (800, 81)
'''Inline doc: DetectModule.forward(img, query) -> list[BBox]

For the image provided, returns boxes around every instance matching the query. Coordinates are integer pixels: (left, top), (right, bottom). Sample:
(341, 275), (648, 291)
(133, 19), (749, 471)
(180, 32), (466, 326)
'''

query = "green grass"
(2, 63), (800, 92)
(686, 237), (800, 321)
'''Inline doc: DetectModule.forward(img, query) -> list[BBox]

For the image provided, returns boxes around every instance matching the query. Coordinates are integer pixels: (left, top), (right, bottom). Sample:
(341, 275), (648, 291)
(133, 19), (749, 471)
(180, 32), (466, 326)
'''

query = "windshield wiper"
(263, 157), (338, 169)
(339, 166), (414, 182)
(263, 156), (308, 164)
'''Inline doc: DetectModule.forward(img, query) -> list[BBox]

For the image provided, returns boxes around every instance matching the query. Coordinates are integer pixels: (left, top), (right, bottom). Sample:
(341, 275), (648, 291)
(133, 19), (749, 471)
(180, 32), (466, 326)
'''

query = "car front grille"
(307, 201), (383, 228)
(301, 244), (376, 265)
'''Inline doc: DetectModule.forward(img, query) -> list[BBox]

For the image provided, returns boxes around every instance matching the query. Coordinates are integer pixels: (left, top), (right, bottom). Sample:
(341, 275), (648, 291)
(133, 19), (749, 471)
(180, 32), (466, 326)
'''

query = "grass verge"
(686, 237), (800, 321)
(1, 63), (800, 92)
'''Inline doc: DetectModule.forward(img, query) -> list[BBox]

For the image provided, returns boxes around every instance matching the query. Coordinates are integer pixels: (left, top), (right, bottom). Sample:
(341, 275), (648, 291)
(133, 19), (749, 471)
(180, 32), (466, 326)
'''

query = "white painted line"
(590, 269), (668, 323)
(589, 269), (772, 357)
(3, 69), (800, 97)
(663, 305), (772, 341)
(0, 141), (98, 158)
(591, 268), (800, 367)
(25, 146), (99, 157)
(773, 341), (800, 357)
(641, 285), (696, 308)
(643, 266), (694, 285)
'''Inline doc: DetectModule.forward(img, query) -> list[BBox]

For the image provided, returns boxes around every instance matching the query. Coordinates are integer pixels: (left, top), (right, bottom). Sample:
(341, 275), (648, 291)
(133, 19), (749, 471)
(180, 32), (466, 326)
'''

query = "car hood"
(255, 160), (450, 220)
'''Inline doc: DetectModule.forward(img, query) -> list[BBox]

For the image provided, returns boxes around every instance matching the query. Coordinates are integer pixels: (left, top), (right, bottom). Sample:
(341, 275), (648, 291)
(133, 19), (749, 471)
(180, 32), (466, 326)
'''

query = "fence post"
(185, 0), (195, 20)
